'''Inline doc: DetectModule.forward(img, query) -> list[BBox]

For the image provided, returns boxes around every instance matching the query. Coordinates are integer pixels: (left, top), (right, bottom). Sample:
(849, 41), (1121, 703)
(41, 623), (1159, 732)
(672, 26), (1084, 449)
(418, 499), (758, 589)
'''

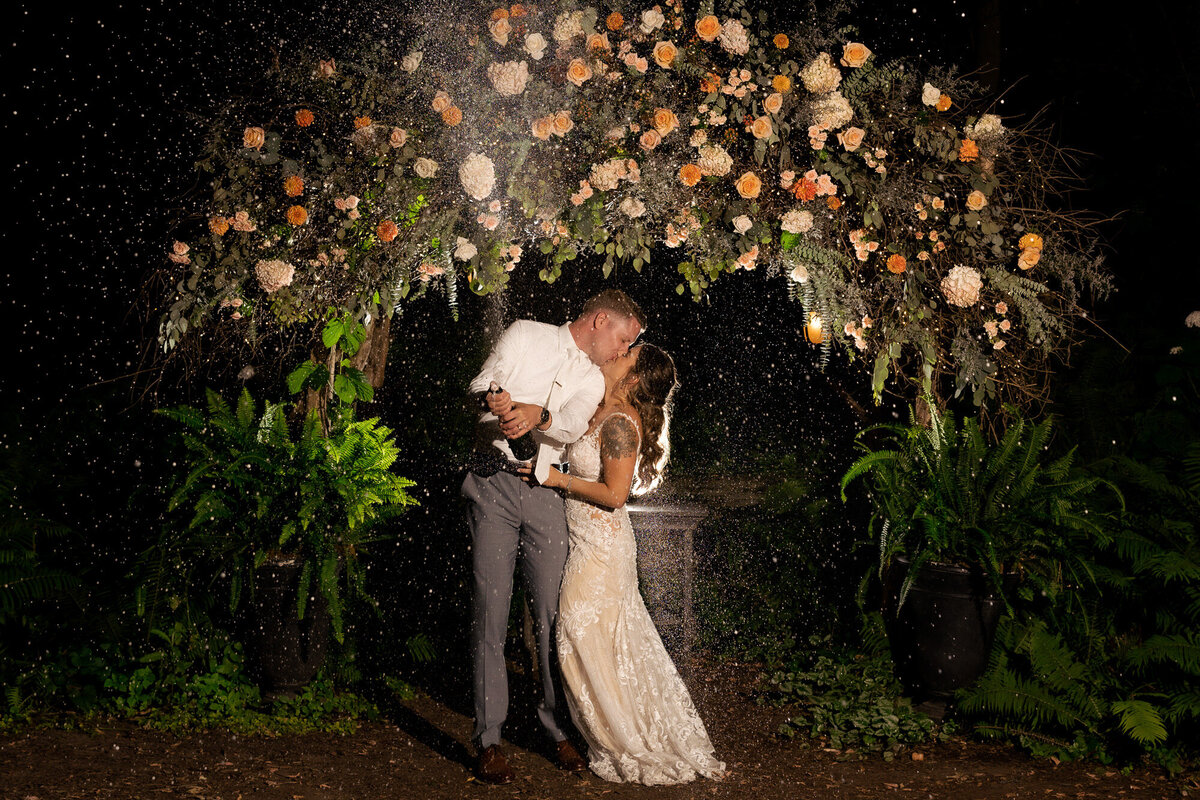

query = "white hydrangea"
(487, 60), (530, 96)
(941, 265), (984, 308)
(589, 158), (628, 191)
(254, 259), (295, 293)
(458, 152), (496, 201)
(619, 197), (646, 218)
(780, 209), (814, 234)
(800, 53), (842, 95)
(967, 113), (1006, 140)
(717, 19), (749, 55)
(454, 237), (478, 261)
(696, 144), (733, 177)
(811, 91), (854, 131)
(553, 10), (584, 42)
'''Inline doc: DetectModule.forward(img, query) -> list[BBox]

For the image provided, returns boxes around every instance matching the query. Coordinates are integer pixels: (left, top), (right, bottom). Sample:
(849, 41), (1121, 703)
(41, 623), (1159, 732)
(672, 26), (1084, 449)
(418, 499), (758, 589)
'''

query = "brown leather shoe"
(476, 744), (514, 784)
(554, 739), (587, 772)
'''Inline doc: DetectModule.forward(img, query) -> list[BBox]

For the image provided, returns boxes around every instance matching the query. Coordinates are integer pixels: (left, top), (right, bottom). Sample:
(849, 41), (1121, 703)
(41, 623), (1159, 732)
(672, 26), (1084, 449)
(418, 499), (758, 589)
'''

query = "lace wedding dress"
(557, 412), (725, 785)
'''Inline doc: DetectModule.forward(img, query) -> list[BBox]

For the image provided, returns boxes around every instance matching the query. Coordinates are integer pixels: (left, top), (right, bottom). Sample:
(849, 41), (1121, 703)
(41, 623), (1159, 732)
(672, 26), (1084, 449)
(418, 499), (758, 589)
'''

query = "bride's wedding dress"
(557, 412), (725, 785)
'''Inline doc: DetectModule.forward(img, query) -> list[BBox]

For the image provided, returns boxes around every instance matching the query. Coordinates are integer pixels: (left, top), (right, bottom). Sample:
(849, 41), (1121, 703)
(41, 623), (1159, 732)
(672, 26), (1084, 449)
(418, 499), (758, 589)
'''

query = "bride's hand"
(516, 465), (564, 488)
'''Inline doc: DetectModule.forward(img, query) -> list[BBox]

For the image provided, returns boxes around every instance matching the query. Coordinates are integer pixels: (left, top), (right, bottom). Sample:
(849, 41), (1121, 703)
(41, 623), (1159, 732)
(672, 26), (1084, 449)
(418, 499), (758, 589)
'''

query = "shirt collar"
(559, 322), (589, 363)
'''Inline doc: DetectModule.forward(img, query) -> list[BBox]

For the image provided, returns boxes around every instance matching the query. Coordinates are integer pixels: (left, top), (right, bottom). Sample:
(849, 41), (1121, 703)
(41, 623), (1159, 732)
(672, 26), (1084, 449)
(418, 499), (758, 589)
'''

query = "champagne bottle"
(489, 382), (537, 461)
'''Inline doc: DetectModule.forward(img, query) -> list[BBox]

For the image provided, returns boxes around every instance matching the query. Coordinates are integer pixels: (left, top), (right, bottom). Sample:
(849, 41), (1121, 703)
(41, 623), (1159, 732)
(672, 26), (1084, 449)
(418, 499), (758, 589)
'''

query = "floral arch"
(158, 0), (1110, 412)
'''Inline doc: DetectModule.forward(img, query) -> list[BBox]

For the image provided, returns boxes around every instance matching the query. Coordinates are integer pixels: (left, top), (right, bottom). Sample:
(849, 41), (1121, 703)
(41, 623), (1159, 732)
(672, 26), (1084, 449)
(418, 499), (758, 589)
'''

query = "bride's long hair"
(625, 343), (678, 495)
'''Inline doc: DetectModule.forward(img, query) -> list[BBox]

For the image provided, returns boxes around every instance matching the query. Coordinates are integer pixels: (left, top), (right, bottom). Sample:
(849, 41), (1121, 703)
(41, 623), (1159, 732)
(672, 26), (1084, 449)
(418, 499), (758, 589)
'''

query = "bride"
(523, 343), (725, 785)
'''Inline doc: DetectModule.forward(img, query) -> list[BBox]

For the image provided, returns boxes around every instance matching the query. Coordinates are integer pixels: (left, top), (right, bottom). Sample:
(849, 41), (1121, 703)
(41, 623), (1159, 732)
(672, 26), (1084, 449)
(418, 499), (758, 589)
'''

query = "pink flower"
(168, 241), (190, 264)
(995, 301), (1008, 314)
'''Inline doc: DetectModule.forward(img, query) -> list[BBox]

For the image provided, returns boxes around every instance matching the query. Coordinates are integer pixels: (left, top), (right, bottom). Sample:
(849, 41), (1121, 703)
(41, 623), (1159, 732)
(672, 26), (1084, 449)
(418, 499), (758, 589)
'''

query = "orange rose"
(773, 33), (789, 49)
(886, 254), (907, 274)
(763, 92), (784, 115)
(283, 175), (304, 197)
(442, 106), (463, 126)
(1018, 248), (1041, 270)
(1019, 233), (1044, 251)
(553, 111), (574, 136)
(509, 4), (527, 17)
(354, 116), (373, 129)
(286, 205), (308, 226)
(531, 115), (554, 141)
(837, 126), (866, 151)
(695, 15), (722, 42)
(750, 116), (773, 140)
(639, 129), (662, 151)
(826, 196), (842, 210)
(653, 108), (679, 136)
(772, 75), (792, 93)
(606, 11), (624, 30)
(841, 42), (871, 68)
(792, 178), (817, 202)
(936, 93), (952, 112)
(243, 126), (265, 150)
(491, 7), (509, 19)
(652, 40), (677, 68)
(295, 109), (314, 127)
(209, 216), (230, 236)
(679, 163), (702, 187)
(701, 72), (721, 93)
(735, 171), (762, 199)
(377, 220), (399, 242)
(431, 91), (452, 114)
(587, 33), (611, 52)
(566, 58), (593, 87)
(959, 138), (980, 162)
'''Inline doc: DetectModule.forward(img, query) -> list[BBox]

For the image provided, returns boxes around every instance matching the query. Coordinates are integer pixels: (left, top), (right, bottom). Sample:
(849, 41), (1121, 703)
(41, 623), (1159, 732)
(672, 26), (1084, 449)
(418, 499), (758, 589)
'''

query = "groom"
(463, 290), (646, 784)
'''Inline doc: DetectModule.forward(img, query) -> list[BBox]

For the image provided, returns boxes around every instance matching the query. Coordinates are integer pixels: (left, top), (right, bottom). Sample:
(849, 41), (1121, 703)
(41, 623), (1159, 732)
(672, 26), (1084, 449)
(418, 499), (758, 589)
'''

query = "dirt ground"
(0, 661), (1187, 800)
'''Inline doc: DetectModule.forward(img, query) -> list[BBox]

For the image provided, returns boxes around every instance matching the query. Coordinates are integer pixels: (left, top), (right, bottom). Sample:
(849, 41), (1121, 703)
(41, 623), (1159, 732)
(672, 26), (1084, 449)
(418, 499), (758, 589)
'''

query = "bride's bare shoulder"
(599, 407), (640, 459)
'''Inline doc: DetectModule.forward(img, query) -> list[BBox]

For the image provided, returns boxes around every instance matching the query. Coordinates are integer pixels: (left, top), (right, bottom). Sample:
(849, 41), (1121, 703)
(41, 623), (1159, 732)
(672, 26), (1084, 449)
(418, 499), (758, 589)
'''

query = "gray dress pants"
(463, 469), (571, 749)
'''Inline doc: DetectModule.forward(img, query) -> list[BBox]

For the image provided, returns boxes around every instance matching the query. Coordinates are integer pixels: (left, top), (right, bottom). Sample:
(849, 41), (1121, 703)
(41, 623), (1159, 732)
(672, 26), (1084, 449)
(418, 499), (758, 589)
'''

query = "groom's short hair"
(580, 289), (646, 330)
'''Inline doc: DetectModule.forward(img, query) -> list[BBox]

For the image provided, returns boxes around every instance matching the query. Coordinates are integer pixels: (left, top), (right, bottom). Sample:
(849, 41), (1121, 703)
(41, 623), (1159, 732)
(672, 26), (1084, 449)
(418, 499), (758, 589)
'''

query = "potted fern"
(840, 400), (1115, 698)
(151, 387), (416, 691)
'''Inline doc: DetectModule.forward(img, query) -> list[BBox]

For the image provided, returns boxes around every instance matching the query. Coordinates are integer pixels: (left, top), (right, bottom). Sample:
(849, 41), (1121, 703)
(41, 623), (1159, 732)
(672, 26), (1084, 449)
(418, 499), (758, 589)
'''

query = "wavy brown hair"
(625, 343), (678, 493)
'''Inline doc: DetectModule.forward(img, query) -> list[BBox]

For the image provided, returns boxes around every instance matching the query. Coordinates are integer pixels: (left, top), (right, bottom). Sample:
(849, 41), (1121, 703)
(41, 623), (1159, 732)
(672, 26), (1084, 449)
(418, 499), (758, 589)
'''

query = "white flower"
(619, 196), (646, 218)
(640, 7), (665, 34)
(1170, 346), (1184, 355)
(922, 82), (941, 106)
(1186, 311), (1200, 328)
(716, 18), (749, 55)
(254, 259), (296, 293)
(799, 52), (842, 94)
(552, 10), (584, 42)
(589, 158), (628, 191)
(689, 128), (707, 148)
(789, 264), (809, 283)
(458, 152), (496, 200)
(780, 209), (814, 234)
(732, 215), (752, 234)
(413, 157), (438, 178)
(524, 32), (547, 60)
(401, 51), (423, 73)
(967, 113), (1005, 140)
(454, 237), (478, 261)
(487, 60), (530, 96)
(810, 91), (854, 131)
(696, 144), (733, 177)
(941, 265), (983, 307)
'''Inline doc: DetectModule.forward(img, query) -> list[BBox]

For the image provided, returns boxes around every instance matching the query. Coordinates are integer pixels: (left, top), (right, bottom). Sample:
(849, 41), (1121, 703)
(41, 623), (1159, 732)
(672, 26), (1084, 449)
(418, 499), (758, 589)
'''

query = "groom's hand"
(484, 388), (512, 416)
(499, 402), (540, 438)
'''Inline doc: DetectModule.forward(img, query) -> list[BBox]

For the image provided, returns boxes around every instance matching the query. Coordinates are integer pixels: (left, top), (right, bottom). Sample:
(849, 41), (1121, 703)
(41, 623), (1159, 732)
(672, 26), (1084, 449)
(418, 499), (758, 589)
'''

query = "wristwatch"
(537, 406), (551, 429)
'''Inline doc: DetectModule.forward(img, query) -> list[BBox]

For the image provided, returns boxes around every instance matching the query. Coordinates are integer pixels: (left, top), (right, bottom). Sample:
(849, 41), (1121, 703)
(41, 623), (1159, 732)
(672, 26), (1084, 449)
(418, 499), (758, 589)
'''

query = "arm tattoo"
(600, 415), (638, 460)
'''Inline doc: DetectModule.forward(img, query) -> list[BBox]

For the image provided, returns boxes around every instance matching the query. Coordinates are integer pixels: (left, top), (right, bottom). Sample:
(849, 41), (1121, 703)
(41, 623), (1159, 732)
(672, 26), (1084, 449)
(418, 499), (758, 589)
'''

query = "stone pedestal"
(626, 497), (707, 663)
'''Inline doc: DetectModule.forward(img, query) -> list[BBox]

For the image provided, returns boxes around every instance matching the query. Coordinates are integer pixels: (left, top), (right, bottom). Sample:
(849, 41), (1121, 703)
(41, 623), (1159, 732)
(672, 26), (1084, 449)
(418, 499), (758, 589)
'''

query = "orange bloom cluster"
(295, 108), (314, 127)
(286, 205), (308, 225)
(377, 220), (399, 242)
(283, 176), (304, 197)
(442, 106), (464, 126)
(606, 11), (623, 30)
(958, 138), (979, 162)
(772, 75), (792, 94)
(209, 216), (230, 236)
(773, 33), (789, 49)
(792, 178), (818, 202)
(679, 163), (702, 186)
(935, 94), (952, 112)
(354, 116), (373, 129)
(886, 254), (907, 274)
(1017, 233), (1043, 271)
(826, 196), (842, 210)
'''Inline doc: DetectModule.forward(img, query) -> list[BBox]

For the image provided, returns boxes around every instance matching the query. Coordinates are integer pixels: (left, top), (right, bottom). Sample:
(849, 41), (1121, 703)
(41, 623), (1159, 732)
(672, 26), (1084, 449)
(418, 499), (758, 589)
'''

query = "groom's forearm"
(543, 381), (605, 445)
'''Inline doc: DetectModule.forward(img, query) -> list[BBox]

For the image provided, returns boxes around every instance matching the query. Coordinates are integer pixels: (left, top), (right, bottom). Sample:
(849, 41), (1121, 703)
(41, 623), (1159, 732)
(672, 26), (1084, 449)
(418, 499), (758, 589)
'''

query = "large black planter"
(251, 559), (331, 694)
(882, 556), (1003, 699)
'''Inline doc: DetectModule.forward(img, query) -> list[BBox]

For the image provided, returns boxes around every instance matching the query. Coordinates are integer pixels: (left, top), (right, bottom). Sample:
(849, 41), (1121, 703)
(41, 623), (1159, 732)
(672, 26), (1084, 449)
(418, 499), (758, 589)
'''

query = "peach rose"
(377, 220), (399, 242)
(959, 138), (980, 162)
(1018, 248), (1042, 270)
(553, 111), (574, 136)
(653, 107), (679, 136)
(773, 33), (789, 49)
(243, 126), (265, 150)
(286, 205), (308, 226)
(772, 75), (792, 93)
(763, 92), (784, 115)
(679, 163), (702, 186)
(566, 58), (593, 87)
(1019, 233), (1044, 251)
(695, 15), (721, 42)
(837, 126), (865, 151)
(735, 171), (762, 199)
(489, 17), (512, 46)
(317, 59), (335, 79)
(966, 190), (988, 211)
(442, 106), (463, 126)
(283, 176), (304, 197)
(209, 216), (230, 236)
(841, 42), (872, 68)
(431, 91), (452, 114)
(587, 32), (611, 52)
(295, 109), (314, 127)
(389, 127), (407, 148)
(639, 129), (662, 151)
(531, 115), (554, 140)
(606, 11), (624, 30)
(886, 254), (907, 274)
(652, 40), (677, 68)
(936, 93), (952, 112)
(750, 116), (773, 140)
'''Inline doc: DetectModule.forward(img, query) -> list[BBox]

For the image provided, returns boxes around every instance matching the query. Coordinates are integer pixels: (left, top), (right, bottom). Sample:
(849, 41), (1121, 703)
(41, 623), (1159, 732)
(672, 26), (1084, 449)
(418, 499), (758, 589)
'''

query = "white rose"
(619, 196), (646, 218)
(401, 51), (423, 73)
(789, 264), (809, 283)
(458, 152), (497, 200)
(922, 82), (941, 106)
(487, 60), (530, 96)
(524, 32), (547, 60)
(780, 209), (814, 234)
(413, 157), (438, 178)
(732, 215), (752, 234)
(640, 7), (665, 34)
(454, 237), (478, 261)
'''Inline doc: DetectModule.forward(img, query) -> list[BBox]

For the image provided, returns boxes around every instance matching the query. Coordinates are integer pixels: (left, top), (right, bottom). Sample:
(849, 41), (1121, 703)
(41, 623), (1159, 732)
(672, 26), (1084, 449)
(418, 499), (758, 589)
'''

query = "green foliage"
(761, 636), (954, 759)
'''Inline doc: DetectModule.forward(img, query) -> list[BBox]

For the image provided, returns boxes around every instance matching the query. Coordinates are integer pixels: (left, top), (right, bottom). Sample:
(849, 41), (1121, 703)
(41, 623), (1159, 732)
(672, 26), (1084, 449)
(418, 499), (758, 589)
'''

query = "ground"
(1, 661), (1187, 800)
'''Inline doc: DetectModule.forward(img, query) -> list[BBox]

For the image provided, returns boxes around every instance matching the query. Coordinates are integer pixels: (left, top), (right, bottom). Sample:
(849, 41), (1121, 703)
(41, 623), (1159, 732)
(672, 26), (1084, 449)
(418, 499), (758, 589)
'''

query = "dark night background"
(1, 0), (1197, 673)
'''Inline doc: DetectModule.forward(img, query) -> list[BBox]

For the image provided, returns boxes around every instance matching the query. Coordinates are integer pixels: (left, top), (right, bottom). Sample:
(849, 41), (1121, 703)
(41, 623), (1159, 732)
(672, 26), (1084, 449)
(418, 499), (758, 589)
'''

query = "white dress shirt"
(469, 320), (605, 464)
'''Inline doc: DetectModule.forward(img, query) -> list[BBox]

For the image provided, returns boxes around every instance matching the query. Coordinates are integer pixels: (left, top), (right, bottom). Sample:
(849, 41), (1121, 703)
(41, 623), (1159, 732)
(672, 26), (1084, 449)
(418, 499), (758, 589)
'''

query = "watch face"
(540, 407), (550, 425)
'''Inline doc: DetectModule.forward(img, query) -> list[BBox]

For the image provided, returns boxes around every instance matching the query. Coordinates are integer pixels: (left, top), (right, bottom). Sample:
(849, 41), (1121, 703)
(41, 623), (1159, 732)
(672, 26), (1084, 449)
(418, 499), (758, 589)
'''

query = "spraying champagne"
(489, 381), (537, 461)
